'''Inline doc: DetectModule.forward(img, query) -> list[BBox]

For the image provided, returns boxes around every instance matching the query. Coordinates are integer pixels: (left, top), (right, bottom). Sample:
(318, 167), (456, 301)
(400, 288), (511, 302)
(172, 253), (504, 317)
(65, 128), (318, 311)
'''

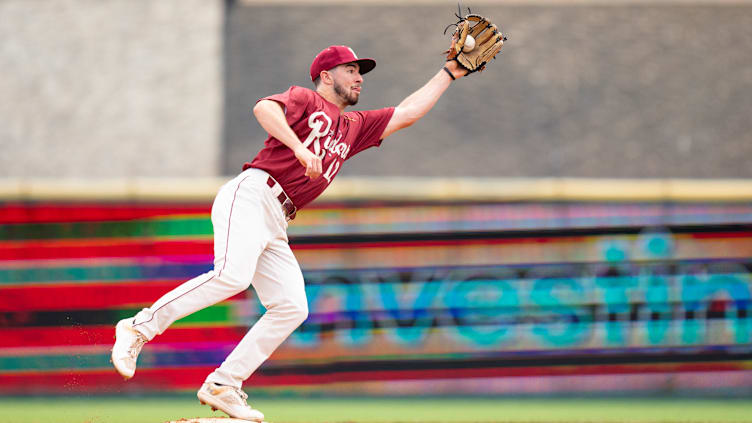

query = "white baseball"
(462, 35), (476, 52)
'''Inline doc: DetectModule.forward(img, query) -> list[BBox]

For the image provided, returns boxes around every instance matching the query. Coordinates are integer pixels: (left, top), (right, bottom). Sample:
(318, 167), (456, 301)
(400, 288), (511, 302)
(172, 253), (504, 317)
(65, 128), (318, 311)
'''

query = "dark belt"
(266, 176), (297, 221)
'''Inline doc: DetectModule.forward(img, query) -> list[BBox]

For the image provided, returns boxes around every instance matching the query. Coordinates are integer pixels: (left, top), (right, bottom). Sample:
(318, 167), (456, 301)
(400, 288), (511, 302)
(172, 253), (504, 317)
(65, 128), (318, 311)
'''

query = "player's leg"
(198, 236), (306, 421)
(205, 237), (307, 387)
(112, 171), (270, 379)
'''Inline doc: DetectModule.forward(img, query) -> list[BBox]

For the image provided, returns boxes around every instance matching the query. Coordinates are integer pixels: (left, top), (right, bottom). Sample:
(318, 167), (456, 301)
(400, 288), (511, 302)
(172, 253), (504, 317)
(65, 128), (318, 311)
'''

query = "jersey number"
(322, 160), (341, 183)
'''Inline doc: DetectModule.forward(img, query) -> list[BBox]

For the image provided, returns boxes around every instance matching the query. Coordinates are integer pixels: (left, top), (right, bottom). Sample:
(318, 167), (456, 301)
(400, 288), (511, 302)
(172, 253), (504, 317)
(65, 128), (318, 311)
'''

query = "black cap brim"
(354, 58), (376, 75)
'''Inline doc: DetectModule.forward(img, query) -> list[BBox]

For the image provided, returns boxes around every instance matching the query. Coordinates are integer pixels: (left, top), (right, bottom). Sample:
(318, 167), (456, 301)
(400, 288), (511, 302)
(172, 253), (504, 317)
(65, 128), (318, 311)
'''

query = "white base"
(166, 419), (268, 423)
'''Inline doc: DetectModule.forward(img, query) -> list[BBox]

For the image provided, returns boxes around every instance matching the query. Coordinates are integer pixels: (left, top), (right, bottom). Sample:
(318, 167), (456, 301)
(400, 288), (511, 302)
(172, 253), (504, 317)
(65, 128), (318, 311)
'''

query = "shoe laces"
(232, 387), (250, 407)
(235, 387), (249, 402)
(128, 333), (148, 359)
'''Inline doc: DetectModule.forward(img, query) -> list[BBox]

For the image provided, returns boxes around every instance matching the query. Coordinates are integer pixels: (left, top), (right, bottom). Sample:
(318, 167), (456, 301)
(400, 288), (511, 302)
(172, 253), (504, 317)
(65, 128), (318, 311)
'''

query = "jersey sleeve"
(258, 86), (313, 126)
(348, 107), (396, 158)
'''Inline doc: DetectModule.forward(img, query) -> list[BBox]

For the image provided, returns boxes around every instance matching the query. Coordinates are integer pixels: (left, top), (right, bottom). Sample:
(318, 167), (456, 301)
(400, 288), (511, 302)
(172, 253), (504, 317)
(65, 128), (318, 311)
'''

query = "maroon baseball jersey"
(245, 86), (395, 209)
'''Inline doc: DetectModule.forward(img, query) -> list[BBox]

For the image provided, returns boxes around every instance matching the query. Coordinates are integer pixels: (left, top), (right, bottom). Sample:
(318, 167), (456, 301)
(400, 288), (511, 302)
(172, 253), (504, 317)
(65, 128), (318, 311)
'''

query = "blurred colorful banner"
(1, 200), (751, 395)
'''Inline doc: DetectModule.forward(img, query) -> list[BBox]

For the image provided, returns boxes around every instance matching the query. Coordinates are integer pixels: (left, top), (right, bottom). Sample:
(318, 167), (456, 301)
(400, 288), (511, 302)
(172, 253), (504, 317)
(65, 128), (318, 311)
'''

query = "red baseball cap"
(310, 45), (376, 82)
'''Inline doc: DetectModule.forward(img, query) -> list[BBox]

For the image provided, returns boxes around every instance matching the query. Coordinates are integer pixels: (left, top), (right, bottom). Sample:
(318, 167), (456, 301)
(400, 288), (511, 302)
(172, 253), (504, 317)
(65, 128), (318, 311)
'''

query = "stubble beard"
(334, 80), (359, 106)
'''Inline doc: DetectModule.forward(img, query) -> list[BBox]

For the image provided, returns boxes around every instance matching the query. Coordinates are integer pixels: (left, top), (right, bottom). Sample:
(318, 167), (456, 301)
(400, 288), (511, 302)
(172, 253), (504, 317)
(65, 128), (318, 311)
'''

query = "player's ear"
(320, 70), (334, 86)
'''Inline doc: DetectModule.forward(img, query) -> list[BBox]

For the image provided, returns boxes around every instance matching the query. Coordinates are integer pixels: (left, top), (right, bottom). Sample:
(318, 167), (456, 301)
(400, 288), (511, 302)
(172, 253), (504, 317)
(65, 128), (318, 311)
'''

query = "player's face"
(331, 63), (362, 106)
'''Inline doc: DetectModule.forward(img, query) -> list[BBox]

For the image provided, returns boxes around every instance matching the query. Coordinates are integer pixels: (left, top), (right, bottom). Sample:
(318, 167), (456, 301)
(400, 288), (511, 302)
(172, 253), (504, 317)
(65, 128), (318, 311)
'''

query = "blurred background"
(1, 0), (752, 414)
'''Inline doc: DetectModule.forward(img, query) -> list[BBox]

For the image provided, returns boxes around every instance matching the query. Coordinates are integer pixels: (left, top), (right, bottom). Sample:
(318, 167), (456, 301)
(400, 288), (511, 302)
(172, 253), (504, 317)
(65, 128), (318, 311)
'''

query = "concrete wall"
(0, 0), (223, 178)
(224, 2), (752, 178)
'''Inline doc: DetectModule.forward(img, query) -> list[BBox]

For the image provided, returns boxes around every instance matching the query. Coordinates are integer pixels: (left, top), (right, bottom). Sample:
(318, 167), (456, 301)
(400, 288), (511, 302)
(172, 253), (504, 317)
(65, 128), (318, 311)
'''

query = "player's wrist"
(443, 61), (467, 80)
(442, 66), (456, 81)
(291, 142), (308, 156)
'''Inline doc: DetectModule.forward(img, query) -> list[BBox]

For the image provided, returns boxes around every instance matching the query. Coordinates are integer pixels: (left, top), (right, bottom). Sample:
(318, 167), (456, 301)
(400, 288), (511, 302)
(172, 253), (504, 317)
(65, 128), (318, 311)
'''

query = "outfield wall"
(1, 178), (751, 395)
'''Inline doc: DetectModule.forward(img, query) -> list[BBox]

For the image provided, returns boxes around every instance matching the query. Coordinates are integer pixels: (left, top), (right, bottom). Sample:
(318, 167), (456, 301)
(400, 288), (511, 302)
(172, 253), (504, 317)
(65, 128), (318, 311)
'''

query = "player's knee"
(288, 300), (309, 326)
(273, 298), (308, 328)
(213, 270), (252, 293)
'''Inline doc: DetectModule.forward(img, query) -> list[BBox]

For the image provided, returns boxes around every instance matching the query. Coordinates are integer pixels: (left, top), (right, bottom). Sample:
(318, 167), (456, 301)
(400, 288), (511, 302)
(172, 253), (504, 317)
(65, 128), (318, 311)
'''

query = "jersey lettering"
(322, 159), (341, 183)
(301, 111), (332, 158)
(323, 133), (351, 160)
(302, 110), (353, 161)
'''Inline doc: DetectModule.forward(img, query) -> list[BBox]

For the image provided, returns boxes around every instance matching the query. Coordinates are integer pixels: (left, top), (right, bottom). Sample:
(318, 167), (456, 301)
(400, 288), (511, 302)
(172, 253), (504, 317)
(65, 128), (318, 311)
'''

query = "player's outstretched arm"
(253, 100), (323, 179)
(380, 60), (467, 139)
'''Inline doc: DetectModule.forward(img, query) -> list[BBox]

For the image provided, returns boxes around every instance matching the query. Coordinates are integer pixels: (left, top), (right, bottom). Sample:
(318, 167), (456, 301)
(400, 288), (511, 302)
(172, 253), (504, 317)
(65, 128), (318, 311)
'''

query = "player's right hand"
(294, 146), (322, 179)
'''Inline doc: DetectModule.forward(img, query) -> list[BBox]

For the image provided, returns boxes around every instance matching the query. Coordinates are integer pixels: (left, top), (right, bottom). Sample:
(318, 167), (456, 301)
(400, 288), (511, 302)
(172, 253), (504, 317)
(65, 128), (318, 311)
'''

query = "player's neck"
(316, 87), (347, 113)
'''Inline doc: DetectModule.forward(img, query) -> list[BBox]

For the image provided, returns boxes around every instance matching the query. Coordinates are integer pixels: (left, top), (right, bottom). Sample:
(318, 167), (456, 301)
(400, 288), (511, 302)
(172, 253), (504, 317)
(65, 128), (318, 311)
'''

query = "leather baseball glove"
(445, 11), (506, 74)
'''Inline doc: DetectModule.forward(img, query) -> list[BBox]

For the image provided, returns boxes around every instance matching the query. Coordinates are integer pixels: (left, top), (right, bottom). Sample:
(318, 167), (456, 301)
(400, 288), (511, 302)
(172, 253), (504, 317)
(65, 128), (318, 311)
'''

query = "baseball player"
(113, 20), (503, 422)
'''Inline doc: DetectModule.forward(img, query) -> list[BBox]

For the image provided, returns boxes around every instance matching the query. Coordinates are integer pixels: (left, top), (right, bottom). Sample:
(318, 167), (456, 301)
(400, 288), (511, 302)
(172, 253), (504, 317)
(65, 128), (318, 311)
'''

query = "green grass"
(0, 397), (750, 423)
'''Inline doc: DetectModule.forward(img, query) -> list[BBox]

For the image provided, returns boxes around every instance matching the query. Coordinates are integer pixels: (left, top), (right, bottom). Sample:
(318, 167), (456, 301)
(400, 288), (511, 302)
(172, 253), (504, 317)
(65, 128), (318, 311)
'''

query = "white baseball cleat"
(197, 382), (265, 422)
(111, 318), (148, 379)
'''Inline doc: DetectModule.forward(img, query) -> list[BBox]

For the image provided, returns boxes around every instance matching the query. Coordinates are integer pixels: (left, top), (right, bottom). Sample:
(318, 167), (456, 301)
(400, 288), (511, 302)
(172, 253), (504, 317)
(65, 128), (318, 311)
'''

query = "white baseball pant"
(132, 167), (308, 388)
